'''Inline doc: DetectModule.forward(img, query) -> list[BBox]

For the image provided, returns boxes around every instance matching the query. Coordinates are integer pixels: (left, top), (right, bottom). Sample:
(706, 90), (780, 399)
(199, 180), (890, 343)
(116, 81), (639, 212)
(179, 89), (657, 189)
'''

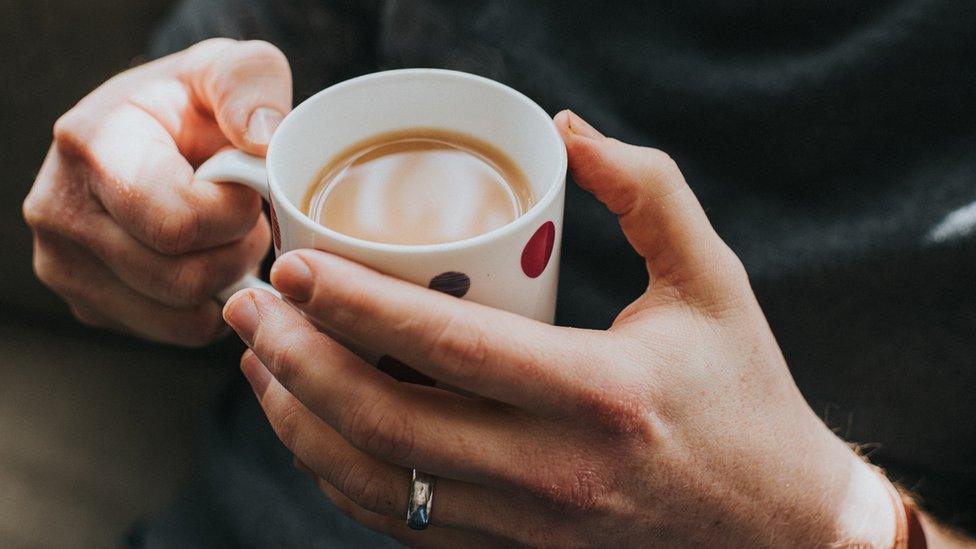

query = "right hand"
(23, 38), (292, 347)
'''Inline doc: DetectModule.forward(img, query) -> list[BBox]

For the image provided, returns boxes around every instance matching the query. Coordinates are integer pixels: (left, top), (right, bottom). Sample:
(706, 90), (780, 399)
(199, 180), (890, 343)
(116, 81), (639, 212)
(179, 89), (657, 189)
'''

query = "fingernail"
(271, 253), (313, 302)
(566, 110), (604, 139)
(223, 290), (259, 346)
(241, 349), (272, 398)
(247, 107), (283, 146)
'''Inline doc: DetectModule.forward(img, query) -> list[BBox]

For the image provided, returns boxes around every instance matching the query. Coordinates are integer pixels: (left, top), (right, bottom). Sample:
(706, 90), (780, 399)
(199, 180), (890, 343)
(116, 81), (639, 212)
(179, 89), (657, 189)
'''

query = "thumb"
(183, 39), (293, 155)
(555, 110), (744, 303)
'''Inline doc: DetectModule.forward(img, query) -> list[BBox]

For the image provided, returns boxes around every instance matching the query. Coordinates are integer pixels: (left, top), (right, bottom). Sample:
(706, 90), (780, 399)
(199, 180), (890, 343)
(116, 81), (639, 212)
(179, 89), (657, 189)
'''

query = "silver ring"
(406, 469), (436, 530)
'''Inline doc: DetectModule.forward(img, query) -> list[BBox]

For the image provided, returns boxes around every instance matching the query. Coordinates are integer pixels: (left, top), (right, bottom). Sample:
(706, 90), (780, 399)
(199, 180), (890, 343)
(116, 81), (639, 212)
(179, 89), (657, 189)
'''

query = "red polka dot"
(521, 221), (555, 278)
(268, 196), (281, 251)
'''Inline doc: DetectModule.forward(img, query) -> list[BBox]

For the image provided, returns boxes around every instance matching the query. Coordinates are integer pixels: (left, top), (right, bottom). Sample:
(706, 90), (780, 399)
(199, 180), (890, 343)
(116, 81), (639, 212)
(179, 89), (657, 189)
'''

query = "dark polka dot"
(521, 221), (555, 278)
(428, 271), (471, 298)
(377, 355), (435, 386)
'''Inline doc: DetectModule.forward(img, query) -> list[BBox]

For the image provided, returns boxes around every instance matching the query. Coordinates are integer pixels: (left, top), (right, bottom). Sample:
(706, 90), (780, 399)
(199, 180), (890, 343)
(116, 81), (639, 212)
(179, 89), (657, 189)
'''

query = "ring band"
(406, 469), (436, 530)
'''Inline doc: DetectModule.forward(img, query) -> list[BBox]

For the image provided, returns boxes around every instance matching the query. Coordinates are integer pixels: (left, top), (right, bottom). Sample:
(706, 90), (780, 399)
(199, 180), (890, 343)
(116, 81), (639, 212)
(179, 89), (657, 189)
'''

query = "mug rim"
(264, 68), (568, 254)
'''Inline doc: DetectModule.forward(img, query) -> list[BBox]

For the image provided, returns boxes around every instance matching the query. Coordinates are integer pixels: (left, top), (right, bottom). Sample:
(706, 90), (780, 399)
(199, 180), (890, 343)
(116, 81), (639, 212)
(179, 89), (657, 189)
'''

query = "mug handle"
(195, 149), (281, 302)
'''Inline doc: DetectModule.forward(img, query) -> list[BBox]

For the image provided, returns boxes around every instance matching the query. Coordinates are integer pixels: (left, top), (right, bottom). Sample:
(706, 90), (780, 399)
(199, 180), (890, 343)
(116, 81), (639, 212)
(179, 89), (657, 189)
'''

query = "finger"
(61, 207), (270, 307)
(66, 301), (113, 330)
(225, 290), (548, 487)
(554, 110), (746, 302)
(316, 480), (503, 549)
(33, 231), (226, 347)
(269, 250), (615, 411)
(181, 38), (292, 155)
(243, 351), (563, 545)
(53, 102), (264, 255)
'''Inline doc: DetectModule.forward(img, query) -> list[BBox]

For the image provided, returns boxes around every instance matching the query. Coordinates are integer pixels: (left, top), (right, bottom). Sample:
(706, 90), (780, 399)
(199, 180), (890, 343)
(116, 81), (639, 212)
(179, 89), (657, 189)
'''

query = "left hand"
(223, 111), (896, 548)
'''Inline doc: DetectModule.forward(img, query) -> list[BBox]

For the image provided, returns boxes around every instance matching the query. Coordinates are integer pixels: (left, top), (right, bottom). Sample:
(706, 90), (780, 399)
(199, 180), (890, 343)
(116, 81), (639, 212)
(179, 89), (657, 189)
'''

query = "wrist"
(828, 458), (897, 548)
(761, 418), (897, 547)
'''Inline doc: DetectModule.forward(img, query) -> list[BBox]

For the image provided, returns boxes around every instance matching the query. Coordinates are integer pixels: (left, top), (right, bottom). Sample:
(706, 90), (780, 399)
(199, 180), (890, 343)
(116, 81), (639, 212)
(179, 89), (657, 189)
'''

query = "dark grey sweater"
(139, 1), (976, 546)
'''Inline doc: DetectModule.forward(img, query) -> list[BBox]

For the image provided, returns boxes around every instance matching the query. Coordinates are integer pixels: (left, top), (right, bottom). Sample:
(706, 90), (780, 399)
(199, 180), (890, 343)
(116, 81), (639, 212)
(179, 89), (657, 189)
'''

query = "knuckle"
(22, 192), (45, 231)
(646, 147), (680, 176)
(426, 314), (490, 375)
(629, 144), (685, 194)
(235, 40), (289, 70)
(573, 385), (653, 439)
(52, 110), (84, 147)
(51, 111), (100, 165)
(337, 460), (399, 516)
(190, 37), (237, 54)
(23, 166), (78, 235)
(331, 277), (371, 314)
(329, 283), (378, 334)
(691, 244), (754, 318)
(528, 468), (610, 516)
(69, 304), (105, 329)
(32, 245), (70, 294)
(147, 206), (201, 254)
(345, 397), (414, 462)
(165, 257), (215, 305)
(208, 40), (290, 100)
(272, 399), (306, 451)
(262, 331), (307, 390)
(716, 246), (749, 288)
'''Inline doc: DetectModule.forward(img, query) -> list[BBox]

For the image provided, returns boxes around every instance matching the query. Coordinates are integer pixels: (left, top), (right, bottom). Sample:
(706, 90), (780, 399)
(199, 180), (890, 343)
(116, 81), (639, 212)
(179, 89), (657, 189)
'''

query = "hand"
(23, 38), (290, 346)
(223, 111), (897, 547)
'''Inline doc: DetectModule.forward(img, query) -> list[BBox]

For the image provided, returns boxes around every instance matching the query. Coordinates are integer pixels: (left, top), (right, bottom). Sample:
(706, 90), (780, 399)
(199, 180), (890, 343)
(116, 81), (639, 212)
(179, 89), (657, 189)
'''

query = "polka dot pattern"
(428, 271), (471, 298)
(521, 221), (555, 278)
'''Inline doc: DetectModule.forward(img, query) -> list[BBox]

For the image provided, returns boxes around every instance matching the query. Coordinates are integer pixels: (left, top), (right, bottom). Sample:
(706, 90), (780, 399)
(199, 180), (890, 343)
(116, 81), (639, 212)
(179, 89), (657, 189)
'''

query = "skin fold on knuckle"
(51, 109), (91, 152)
(162, 256), (215, 306)
(31, 243), (61, 291)
(26, 152), (102, 238)
(344, 395), (415, 463)
(423, 312), (491, 378)
(68, 303), (106, 329)
(325, 275), (379, 334)
(526, 466), (613, 519)
(21, 189), (47, 232)
(235, 40), (290, 73)
(147, 204), (202, 255)
(268, 396), (307, 453)
(31, 240), (83, 299)
(255, 318), (317, 391)
(571, 380), (655, 440)
(335, 457), (401, 517)
(178, 181), (263, 241)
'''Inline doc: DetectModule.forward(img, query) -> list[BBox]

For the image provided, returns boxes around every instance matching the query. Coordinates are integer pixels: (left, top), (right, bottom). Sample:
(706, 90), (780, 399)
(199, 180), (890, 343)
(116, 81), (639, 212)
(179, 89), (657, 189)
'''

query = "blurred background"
(0, 2), (230, 547)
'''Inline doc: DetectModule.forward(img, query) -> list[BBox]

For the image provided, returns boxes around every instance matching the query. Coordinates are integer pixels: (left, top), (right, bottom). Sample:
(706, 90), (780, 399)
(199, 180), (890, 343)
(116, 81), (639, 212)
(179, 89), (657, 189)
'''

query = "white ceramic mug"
(197, 69), (566, 323)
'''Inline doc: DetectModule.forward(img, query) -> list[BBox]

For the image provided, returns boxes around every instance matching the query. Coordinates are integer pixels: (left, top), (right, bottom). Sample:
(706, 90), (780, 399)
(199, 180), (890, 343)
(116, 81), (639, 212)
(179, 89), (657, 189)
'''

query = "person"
(21, 1), (976, 547)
